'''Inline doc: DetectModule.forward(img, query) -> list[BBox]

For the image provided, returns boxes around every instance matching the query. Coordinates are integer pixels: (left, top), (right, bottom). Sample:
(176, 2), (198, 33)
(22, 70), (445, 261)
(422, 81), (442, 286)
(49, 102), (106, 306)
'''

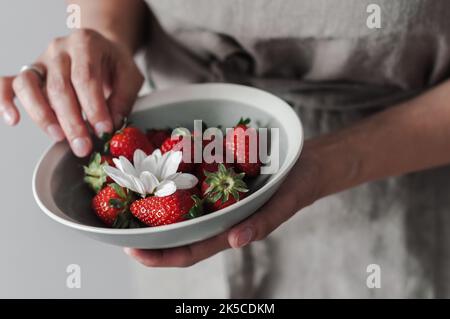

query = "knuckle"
(32, 108), (49, 125)
(71, 62), (96, 85)
(47, 37), (64, 57)
(71, 29), (97, 47)
(12, 74), (30, 93)
(47, 74), (68, 95)
(64, 122), (86, 138)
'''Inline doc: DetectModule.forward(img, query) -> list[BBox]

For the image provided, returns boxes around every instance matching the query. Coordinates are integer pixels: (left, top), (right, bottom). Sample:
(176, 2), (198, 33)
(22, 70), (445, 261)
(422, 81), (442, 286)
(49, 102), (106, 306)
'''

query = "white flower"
(103, 149), (198, 197)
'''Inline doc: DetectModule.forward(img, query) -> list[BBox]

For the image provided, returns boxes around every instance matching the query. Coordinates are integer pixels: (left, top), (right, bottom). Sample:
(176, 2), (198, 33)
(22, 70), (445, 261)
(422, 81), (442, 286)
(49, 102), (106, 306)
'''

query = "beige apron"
(134, 0), (450, 298)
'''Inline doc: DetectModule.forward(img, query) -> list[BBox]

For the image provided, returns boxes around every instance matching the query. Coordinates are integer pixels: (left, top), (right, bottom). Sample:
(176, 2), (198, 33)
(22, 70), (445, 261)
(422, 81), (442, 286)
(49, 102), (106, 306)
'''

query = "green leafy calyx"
(204, 164), (249, 204)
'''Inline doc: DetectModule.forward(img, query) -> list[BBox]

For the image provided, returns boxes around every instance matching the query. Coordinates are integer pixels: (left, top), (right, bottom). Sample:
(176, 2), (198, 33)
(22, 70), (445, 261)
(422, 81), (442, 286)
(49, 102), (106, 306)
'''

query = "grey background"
(0, 0), (137, 298)
(0, 0), (226, 298)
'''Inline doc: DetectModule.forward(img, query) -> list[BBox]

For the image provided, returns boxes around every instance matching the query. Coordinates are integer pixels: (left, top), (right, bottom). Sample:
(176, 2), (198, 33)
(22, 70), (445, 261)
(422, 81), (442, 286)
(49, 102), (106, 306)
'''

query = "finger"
(70, 41), (113, 136)
(46, 54), (92, 157)
(228, 190), (298, 249)
(125, 232), (230, 268)
(12, 71), (65, 140)
(108, 59), (144, 128)
(0, 76), (20, 126)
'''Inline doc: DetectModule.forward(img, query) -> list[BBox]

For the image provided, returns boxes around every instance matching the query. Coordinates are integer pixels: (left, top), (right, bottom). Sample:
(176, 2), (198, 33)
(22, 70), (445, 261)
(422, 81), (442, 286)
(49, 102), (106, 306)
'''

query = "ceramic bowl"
(33, 83), (303, 248)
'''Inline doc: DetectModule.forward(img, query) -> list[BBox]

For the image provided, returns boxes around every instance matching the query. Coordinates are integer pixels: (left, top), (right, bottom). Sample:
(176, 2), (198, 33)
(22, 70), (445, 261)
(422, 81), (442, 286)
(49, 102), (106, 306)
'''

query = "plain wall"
(0, 0), (139, 298)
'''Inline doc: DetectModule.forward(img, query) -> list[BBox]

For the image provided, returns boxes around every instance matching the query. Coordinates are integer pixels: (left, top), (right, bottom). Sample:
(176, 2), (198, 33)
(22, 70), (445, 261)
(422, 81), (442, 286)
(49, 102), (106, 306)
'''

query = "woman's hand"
(124, 148), (322, 267)
(0, 28), (144, 157)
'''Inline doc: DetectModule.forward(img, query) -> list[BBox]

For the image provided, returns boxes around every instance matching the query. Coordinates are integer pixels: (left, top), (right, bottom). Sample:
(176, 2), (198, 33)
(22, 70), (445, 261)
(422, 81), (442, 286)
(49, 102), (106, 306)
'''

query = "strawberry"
(146, 129), (171, 149)
(188, 186), (201, 197)
(225, 118), (261, 177)
(91, 184), (139, 228)
(130, 190), (203, 227)
(195, 160), (232, 184)
(201, 164), (248, 211)
(161, 133), (195, 173)
(84, 153), (114, 193)
(109, 126), (154, 161)
(195, 134), (233, 183)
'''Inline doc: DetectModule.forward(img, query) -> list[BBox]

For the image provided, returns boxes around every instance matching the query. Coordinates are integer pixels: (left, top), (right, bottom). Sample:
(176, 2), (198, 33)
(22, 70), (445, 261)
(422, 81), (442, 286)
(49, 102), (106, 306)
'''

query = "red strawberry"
(188, 186), (201, 197)
(201, 164), (248, 211)
(84, 153), (115, 193)
(100, 154), (114, 166)
(91, 184), (135, 227)
(225, 118), (261, 177)
(161, 134), (195, 173)
(109, 127), (154, 161)
(195, 161), (232, 184)
(195, 135), (233, 183)
(130, 190), (203, 227)
(146, 129), (171, 149)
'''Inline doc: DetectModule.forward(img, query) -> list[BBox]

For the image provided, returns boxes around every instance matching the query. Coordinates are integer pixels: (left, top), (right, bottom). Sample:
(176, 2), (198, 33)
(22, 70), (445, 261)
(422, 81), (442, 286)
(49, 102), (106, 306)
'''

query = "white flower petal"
(103, 166), (134, 189)
(155, 151), (171, 179)
(152, 149), (162, 159)
(133, 149), (147, 171)
(118, 156), (138, 176)
(140, 171), (159, 194)
(112, 158), (123, 171)
(154, 180), (177, 197)
(160, 151), (182, 179)
(167, 173), (198, 189)
(129, 175), (146, 196)
(140, 155), (159, 176)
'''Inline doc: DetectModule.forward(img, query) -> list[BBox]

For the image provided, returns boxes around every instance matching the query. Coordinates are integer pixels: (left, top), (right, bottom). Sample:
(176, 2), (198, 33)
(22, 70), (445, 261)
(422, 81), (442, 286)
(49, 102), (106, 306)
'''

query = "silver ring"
(20, 64), (46, 83)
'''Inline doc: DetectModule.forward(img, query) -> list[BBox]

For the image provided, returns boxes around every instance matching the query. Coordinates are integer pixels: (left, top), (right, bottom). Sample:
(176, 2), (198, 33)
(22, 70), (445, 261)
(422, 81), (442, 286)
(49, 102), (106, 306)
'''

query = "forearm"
(307, 79), (450, 199)
(67, 0), (149, 53)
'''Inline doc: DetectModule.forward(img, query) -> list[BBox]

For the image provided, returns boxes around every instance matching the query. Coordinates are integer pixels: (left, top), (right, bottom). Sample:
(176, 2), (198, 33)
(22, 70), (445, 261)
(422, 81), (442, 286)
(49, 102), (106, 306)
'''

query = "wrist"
(301, 135), (361, 199)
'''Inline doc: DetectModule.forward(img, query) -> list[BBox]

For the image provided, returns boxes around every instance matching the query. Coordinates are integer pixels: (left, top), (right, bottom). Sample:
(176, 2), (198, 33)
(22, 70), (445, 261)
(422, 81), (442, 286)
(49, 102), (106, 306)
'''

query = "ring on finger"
(19, 64), (46, 86)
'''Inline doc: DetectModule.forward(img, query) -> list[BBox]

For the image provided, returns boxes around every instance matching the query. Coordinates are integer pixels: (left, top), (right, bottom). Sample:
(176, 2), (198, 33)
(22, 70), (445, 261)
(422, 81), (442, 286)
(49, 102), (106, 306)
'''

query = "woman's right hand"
(0, 28), (144, 157)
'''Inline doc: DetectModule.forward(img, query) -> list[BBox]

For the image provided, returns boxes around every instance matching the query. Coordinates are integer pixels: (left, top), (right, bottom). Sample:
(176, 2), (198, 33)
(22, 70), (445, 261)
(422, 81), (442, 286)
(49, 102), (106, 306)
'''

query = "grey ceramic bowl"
(33, 83), (303, 248)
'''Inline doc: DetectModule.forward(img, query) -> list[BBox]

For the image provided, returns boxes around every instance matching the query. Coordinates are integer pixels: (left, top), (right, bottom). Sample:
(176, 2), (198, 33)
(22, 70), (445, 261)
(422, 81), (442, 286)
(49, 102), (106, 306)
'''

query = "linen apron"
(133, 0), (450, 298)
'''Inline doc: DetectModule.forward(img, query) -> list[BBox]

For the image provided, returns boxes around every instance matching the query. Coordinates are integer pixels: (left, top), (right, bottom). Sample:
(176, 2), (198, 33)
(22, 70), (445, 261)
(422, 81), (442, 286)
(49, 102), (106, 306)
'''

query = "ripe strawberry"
(84, 153), (114, 193)
(109, 126), (154, 161)
(195, 160), (232, 184)
(195, 134), (233, 183)
(201, 164), (248, 211)
(225, 118), (261, 177)
(91, 184), (137, 227)
(161, 134), (195, 173)
(146, 129), (171, 149)
(130, 190), (203, 226)
(188, 186), (201, 197)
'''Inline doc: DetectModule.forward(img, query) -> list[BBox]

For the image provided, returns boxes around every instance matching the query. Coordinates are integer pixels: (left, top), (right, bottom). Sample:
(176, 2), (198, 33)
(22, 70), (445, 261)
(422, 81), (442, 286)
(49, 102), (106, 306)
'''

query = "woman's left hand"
(124, 147), (322, 267)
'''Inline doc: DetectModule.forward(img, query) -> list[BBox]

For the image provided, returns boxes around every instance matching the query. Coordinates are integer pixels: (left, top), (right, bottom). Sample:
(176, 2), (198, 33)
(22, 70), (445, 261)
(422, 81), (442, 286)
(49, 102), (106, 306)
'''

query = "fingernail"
(46, 124), (65, 142)
(94, 121), (112, 137)
(123, 247), (132, 255)
(235, 227), (253, 248)
(72, 137), (91, 157)
(2, 109), (15, 126)
(113, 113), (123, 129)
